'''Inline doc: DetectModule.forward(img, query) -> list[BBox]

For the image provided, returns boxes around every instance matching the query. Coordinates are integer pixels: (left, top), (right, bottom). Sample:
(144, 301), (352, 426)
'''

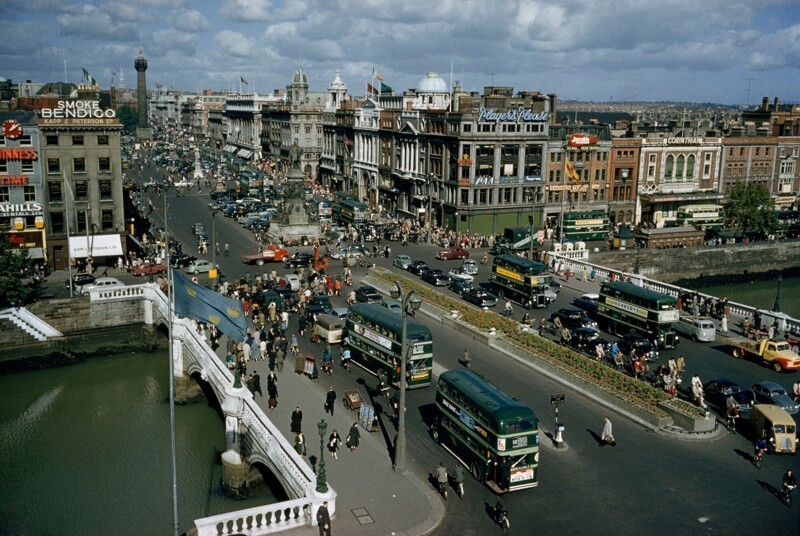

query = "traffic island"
(658, 398), (715, 433)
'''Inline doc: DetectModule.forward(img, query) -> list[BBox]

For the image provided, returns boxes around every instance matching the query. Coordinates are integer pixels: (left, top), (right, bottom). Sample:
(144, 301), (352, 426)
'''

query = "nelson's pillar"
(134, 49), (151, 140)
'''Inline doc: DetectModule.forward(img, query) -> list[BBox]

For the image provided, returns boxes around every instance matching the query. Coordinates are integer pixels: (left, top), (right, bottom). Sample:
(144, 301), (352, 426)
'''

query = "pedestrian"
(251, 371), (263, 398)
(276, 346), (286, 372)
(328, 429), (341, 460)
(462, 349), (471, 368)
(601, 416), (615, 446)
(316, 500), (332, 536)
(294, 347), (305, 375)
(720, 315), (728, 335)
(267, 381), (278, 410)
(325, 385), (337, 416)
(676, 355), (685, 376)
(346, 422), (360, 451)
(294, 431), (307, 456)
(291, 406), (303, 434)
(667, 357), (677, 379)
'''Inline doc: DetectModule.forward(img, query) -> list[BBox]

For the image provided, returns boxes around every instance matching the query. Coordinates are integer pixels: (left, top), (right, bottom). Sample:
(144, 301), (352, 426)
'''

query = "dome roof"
(292, 68), (308, 85)
(328, 70), (347, 91)
(416, 72), (448, 93)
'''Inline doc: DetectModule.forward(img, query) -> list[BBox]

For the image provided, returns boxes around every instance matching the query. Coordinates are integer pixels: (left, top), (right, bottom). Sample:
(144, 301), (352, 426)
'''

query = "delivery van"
(750, 404), (798, 454)
(316, 314), (346, 345)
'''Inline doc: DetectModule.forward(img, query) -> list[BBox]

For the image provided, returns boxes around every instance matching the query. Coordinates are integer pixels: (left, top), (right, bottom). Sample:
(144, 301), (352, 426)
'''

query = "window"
(21, 159), (34, 173)
(0, 187), (8, 202)
(703, 153), (712, 177)
(101, 209), (114, 231)
(19, 135), (32, 146)
(460, 189), (469, 204)
(48, 181), (63, 202)
(0, 160), (6, 173)
(675, 155), (685, 180)
(665, 155), (674, 180)
(21, 185), (35, 201)
(72, 135), (84, 146)
(0, 135), (5, 146)
(97, 135), (109, 146)
(463, 123), (472, 133)
(73, 158), (86, 174)
(99, 180), (112, 200)
(50, 212), (64, 234)
(47, 158), (60, 174)
(76, 210), (87, 233)
(687, 155), (696, 179)
(75, 181), (88, 201)
(98, 157), (111, 172)
(479, 189), (488, 204)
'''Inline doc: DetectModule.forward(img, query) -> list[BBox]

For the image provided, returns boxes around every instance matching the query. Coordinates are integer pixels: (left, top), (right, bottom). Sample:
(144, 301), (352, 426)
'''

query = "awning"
(69, 234), (123, 258)
(640, 192), (723, 203)
(224, 145), (237, 153)
(238, 149), (253, 159)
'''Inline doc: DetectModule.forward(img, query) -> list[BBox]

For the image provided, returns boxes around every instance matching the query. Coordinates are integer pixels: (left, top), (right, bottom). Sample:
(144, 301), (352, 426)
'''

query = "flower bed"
(372, 268), (672, 418)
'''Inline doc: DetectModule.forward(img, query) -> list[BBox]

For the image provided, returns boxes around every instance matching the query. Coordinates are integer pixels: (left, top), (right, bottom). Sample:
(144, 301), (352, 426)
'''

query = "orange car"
(241, 244), (290, 265)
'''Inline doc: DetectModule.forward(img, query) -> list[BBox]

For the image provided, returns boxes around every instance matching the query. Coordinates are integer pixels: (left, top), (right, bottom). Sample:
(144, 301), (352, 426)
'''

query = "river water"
(0, 351), (273, 535)
(690, 277), (800, 319)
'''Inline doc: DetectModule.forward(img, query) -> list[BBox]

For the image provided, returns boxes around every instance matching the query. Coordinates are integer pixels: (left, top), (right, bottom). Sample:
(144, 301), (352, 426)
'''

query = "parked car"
(436, 247), (471, 260)
(185, 259), (218, 274)
(80, 277), (126, 295)
(191, 223), (205, 235)
(704, 378), (755, 415)
(462, 288), (497, 308)
(383, 228), (401, 241)
(355, 285), (383, 303)
(170, 253), (197, 268)
(66, 272), (95, 290)
(284, 253), (314, 269)
(752, 381), (800, 415)
(422, 269), (450, 286)
(393, 254), (413, 270)
(569, 327), (609, 354)
(572, 293), (599, 314)
(461, 259), (479, 275)
(616, 333), (659, 362)
(381, 299), (403, 314)
(407, 261), (430, 276)
(550, 307), (598, 331)
(132, 262), (168, 277)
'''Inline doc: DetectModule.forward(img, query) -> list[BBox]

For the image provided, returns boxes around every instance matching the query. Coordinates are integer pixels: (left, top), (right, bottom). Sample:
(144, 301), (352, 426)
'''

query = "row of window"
(0, 185), (36, 202)
(48, 209), (116, 234)
(47, 180), (114, 202)
(0, 157), (113, 175)
(1, 134), (111, 147)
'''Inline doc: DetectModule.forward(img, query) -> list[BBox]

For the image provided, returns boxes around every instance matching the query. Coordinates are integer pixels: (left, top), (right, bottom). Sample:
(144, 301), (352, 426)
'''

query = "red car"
(436, 247), (471, 260)
(132, 262), (168, 276)
(241, 244), (290, 265)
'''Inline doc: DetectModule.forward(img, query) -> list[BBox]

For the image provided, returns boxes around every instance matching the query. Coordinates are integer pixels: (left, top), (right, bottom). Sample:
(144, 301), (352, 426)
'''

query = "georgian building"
(609, 137), (642, 225)
(721, 135), (800, 208)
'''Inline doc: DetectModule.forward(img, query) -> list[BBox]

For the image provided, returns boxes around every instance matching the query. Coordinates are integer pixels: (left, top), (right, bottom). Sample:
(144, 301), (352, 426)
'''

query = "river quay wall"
(590, 239), (800, 283)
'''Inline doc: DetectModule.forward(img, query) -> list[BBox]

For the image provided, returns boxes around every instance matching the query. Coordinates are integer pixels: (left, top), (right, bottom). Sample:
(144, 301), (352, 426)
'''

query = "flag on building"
(375, 72), (383, 81)
(173, 271), (247, 342)
(82, 67), (97, 87)
(566, 161), (580, 182)
(380, 81), (393, 94)
(366, 82), (379, 96)
(240, 76), (249, 85)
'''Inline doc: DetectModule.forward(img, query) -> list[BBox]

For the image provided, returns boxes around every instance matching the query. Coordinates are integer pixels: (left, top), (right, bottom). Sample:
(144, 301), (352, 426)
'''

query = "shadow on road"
(586, 428), (607, 446)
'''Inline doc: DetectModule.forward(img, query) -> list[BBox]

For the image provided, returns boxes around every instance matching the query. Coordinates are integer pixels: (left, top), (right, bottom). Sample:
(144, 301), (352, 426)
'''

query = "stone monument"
(267, 142), (324, 243)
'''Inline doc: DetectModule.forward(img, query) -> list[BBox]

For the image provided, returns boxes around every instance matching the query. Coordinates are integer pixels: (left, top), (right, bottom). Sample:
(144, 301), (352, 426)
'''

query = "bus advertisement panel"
(434, 370), (539, 492)
(345, 303), (433, 388)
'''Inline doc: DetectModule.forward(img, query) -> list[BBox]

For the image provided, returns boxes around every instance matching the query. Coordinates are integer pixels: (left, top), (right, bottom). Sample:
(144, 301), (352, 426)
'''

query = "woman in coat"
(328, 430), (341, 460)
(346, 422), (360, 451)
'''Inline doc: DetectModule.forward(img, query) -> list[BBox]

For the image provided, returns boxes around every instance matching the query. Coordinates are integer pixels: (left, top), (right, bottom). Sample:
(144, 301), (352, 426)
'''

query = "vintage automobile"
(170, 253), (197, 269)
(132, 262), (168, 277)
(79, 277), (126, 295)
(65, 272), (95, 290)
(550, 307), (598, 331)
(616, 333), (659, 362)
(572, 293), (599, 314)
(355, 285), (383, 303)
(569, 327), (610, 355)
(393, 254), (413, 270)
(436, 247), (471, 260)
(407, 261), (430, 276)
(284, 253), (314, 269)
(704, 378), (755, 415)
(422, 269), (450, 286)
(461, 259), (479, 275)
(752, 381), (800, 415)
(241, 245), (290, 266)
(462, 288), (497, 308)
(185, 259), (218, 274)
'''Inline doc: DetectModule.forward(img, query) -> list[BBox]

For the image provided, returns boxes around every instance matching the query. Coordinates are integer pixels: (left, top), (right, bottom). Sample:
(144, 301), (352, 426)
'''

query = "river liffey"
(0, 351), (274, 535)
(690, 276), (800, 319)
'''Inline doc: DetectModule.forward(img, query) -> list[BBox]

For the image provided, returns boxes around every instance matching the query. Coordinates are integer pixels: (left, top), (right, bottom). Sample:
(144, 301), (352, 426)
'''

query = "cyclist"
(725, 395), (740, 427)
(503, 300), (513, 317)
(435, 462), (448, 498)
(454, 464), (465, 498)
(754, 435), (767, 463)
(782, 469), (797, 498)
(340, 347), (351, 370)
(224, 242), (230, 256)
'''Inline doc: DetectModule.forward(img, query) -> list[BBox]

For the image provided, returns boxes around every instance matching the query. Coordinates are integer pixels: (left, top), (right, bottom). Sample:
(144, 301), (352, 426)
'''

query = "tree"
(0, 230), (35, 307)
(723, 182), (778, 237)
(117, 105), (138, 134)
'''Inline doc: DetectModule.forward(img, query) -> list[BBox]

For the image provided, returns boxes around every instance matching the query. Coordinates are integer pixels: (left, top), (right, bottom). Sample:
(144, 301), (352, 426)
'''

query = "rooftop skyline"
(2, 0), (799, 106)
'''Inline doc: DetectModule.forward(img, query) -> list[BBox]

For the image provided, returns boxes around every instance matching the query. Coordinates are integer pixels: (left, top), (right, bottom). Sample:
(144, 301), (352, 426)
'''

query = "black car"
(489, 242), (511, 255)
(383, 228), (400, 241)
(170, 253), (197, 268)
(422, 269), (450, 286)
(355, 285), (383, 303)
(570, 327), (609, 354)
(704, 378), (755, 415)
(407, 261), (430, 276)
(616, 333), (659, 361)
(306, 295), (333, 322)
(550, 307), (598, 331)
(462, 288), (498, 308)
(284, 253), (314, 269)
(572, 293), (599, 314)
(65, 272), (95, 289)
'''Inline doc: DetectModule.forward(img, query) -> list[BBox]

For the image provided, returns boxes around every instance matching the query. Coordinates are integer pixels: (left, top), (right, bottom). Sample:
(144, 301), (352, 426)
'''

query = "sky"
(1, 0), (799, 105)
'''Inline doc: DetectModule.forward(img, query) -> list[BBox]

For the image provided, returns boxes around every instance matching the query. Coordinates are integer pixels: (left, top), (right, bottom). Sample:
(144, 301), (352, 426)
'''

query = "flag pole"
(165, 188), (180, 536)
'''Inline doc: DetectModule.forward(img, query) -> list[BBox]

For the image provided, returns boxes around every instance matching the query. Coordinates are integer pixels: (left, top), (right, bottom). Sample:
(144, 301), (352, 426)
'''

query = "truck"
(496, 227), (535, 252)
(721, 336), (800, 372)
(673, 315), (716, 342)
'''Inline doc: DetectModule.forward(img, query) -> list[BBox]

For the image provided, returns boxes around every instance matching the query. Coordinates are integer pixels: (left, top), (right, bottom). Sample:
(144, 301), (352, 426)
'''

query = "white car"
(174, 178), (194, 188)
(80, 277), (126, 295)
(462, 259), (479, 275)
(393, 254), (413, 269)
(281, 274), (301, 291)
(185, 259), (217, 274)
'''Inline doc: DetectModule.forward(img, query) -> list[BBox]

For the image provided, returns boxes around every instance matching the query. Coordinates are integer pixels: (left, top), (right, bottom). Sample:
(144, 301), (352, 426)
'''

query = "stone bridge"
(6, 283), (336, 536)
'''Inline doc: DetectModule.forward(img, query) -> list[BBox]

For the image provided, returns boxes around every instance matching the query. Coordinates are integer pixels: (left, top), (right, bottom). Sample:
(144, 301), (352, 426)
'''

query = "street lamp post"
(389, 282), (422, 472)
(427, 174), (435, 245)
(772, 274), (782, 313)
(634, 240), (641, 275)
(209, 206), (218, 280)
(316, 419), (329, 493)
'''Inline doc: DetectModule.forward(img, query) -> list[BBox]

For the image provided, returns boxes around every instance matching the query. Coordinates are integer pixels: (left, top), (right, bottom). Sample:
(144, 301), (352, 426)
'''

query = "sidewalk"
(214, 331), (444, 536)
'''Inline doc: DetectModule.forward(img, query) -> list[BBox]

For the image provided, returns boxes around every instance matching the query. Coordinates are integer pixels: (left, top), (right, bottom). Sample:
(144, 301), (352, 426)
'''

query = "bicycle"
(495, 506), (510, 535)
(753, 449), (763, 469)
(781, 484), (795, 506)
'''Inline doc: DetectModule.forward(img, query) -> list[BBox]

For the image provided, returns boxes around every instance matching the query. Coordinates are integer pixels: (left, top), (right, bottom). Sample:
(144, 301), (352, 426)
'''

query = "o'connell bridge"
(0, 283), (335, 536)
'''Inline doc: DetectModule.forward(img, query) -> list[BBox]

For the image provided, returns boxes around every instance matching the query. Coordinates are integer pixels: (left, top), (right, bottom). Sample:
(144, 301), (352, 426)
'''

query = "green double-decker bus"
(332, 192), (356, 222)
(490, 254), (552, 308)
(345, 303), (433, 388)
(597, 281), (679, 349)
(563, 210), (610, 241)
(338, 200), (369, 226)
(434, 369), (539, 493)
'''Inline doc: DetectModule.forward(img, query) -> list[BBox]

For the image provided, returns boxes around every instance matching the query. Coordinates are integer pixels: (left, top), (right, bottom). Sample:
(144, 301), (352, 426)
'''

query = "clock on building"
(3, 119), (22, 139)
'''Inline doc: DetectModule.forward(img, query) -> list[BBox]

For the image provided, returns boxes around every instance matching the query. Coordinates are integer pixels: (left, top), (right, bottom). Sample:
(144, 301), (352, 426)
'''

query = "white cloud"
(173, 9), (210, 32)
(215, 30), (259, 58)
(220, 0), (273, 22)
